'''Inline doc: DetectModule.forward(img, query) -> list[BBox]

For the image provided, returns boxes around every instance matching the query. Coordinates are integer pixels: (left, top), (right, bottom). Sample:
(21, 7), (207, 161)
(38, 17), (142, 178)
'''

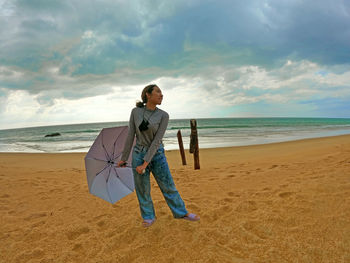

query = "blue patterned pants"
(132, 144), (188, 220)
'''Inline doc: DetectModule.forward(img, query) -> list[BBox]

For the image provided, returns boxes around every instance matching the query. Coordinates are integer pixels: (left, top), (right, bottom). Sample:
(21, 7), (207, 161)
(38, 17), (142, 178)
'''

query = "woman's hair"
(136, 84), (158, 107)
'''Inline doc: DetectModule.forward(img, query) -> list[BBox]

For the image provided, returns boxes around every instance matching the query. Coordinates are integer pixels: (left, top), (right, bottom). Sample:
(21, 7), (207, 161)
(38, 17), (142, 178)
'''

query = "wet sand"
(1, 135), (350, 262)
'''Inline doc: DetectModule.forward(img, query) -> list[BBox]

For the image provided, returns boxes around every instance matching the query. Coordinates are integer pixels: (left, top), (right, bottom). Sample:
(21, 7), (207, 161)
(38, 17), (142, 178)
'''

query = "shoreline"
(1, 117), (350, 153)
(1, 133), (349, 155)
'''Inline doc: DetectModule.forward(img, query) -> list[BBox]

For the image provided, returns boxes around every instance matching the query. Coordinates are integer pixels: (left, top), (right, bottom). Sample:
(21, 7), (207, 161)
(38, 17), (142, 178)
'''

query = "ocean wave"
(169, 125), (253, 130)
(169, 123), (350, 130)
(2, 118), (350, 153)
(62, 129), (101, 134)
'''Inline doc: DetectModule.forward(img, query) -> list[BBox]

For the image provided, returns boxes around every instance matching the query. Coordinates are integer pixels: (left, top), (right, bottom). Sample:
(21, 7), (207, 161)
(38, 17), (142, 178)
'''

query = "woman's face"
(147, 86), (163, 105)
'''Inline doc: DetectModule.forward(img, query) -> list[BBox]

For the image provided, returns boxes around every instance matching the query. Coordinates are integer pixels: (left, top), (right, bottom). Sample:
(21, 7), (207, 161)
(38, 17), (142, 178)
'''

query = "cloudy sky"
(0, 0), (349, 129)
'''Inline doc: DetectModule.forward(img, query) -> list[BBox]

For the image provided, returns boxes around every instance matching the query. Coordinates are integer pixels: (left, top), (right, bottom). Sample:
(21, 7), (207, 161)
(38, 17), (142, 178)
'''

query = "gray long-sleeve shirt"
(121, 106), (169, 163)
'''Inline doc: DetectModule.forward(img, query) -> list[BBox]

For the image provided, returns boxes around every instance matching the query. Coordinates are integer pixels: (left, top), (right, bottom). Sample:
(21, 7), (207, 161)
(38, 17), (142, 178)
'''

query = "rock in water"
(45, 132), (61, 137)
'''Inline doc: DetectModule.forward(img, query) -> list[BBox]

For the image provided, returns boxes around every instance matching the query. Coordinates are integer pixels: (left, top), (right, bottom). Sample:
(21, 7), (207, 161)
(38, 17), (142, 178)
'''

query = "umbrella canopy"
(85, 126), (135, 204)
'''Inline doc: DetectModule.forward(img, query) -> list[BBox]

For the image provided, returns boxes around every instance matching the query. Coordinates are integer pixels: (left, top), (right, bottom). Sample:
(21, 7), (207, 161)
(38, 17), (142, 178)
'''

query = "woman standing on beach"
(117, 84), (200, 227)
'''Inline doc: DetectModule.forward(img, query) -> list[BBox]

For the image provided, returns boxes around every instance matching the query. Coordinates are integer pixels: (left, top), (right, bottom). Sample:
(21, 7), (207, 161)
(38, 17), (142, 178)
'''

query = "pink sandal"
(142, 219), (156, 227)
(183, 213), (200, 221)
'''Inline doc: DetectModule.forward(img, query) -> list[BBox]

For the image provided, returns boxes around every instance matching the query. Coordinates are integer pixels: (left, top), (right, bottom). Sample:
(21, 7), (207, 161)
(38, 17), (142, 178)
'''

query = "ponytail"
(135, 84), (157, 107)
(136, 101), (144, 108)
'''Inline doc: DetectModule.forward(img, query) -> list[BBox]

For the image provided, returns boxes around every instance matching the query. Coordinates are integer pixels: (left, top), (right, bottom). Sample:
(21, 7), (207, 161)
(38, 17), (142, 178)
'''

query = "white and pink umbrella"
(84, 126), (135, 204)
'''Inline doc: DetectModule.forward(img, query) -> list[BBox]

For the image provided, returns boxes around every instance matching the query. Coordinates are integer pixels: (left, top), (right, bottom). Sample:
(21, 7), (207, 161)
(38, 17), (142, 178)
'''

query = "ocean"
(1, 118), (350, 153)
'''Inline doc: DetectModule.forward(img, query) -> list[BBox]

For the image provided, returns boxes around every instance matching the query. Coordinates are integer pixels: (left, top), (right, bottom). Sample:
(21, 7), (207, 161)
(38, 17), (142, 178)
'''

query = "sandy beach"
(1, 135), (350, 263)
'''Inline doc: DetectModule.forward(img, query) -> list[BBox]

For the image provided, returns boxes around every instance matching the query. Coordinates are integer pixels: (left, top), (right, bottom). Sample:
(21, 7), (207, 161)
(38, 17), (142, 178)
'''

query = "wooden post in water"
(177, 130), (187, 165)
(189, 119), (200, 170)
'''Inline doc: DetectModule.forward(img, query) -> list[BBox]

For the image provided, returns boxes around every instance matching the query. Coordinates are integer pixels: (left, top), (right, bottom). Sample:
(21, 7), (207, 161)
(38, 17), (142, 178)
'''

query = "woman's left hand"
(136, 166), (145, 174)
(136, 161), (149, 174)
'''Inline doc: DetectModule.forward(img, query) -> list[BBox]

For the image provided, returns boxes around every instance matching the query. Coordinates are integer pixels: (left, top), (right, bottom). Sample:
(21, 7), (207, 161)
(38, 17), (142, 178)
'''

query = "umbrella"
(84, 126), (135, 204)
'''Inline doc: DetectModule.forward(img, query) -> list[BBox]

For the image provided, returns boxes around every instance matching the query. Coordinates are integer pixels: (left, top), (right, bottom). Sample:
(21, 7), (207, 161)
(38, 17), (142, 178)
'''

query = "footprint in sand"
(218, 197), (234, 207)
(210, 205), (233, 221)
(278, 192), (295, 198)
(227, 191), (240, 197)
(72, 243), (83, 251)
(88, 214), (110, 223)
(235, 201), (258, 213)
(40, 195), (50, 200)
(223, 197), (234, 202)
(242, 220), (269, 240)
(24, 212), (47, 221)
(66, 226), (90, 240)
(31, 220), (46, 228)
(97, 220), (106, 228)
(49, 188), (63, 193)
(204, 229), (229, 246)
(92, 214), (108, 221)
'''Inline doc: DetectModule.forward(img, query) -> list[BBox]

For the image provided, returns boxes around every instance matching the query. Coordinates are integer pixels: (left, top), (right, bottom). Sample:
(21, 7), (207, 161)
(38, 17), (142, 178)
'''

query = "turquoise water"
(0, 118), (350, 152)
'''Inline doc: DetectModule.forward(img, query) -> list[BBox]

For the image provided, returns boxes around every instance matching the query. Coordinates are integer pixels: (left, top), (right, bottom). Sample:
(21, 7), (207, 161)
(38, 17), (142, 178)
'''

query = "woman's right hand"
(117, 160), (127, 167)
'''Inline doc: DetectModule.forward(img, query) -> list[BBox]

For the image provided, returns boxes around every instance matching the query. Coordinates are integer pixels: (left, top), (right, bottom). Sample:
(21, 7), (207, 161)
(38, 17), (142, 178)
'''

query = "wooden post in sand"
(190, 119), (200, 170)
(177, 130), (187, 165)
